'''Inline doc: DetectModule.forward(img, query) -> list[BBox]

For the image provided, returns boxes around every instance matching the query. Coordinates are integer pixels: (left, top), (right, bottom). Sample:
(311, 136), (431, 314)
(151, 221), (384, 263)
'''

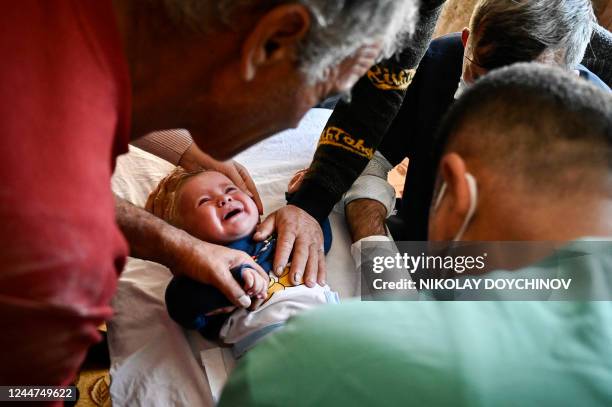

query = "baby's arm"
(165, 267), (268, 339)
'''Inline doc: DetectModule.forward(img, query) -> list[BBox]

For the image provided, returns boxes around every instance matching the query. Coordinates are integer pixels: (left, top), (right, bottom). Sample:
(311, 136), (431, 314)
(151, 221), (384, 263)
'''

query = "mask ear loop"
(433, 182), (447, 211)
(454, 173), (478, 241)
(432, 173), (478, 241)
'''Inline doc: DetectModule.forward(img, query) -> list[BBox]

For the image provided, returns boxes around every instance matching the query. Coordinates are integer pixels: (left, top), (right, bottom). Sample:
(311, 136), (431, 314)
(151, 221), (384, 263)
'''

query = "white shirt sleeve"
(342, 151), (396, 218)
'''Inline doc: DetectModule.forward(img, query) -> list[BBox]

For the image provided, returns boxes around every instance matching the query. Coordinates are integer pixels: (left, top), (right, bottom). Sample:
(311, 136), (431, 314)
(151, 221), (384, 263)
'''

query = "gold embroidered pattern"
(367, 65), (416, 90)
(318, 127), (374, 159)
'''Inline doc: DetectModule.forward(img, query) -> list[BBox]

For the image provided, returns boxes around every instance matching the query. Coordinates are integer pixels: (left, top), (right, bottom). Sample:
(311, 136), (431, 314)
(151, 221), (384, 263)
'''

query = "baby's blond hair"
(145, 166), (206, 224)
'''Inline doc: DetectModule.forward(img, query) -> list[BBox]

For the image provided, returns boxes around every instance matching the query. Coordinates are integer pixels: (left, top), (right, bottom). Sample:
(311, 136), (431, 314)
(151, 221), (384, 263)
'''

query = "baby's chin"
(214, 222), (258, 244)
(228, 225), (258, 242)
(188, 212), (260, 244)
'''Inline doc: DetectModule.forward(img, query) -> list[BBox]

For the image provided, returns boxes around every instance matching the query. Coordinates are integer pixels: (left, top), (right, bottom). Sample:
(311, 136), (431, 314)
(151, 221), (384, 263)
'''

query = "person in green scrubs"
(219, 64), (612, 406)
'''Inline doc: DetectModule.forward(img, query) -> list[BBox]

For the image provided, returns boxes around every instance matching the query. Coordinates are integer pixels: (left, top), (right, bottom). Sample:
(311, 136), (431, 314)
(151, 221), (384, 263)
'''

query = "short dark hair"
(470, 0), (595, 70)
(436, 63), (612, 194)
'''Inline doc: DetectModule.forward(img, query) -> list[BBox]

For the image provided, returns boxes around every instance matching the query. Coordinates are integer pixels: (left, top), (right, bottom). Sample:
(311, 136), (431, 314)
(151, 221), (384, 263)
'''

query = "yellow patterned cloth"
(74, 369), (111, 407)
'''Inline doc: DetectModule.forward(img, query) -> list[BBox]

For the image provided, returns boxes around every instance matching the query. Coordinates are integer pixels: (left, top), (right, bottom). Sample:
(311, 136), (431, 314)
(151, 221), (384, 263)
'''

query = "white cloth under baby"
(219, 283), (339, 357)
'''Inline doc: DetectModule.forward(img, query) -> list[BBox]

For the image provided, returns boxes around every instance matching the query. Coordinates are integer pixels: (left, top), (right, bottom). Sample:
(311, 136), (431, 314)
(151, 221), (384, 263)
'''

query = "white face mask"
(433, 173), (478, 241)
(453, 77), (471, 100)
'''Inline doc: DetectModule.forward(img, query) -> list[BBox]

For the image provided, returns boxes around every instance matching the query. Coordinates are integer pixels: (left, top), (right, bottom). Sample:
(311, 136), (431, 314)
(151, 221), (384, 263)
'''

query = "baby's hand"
(242, 268), (269, 301)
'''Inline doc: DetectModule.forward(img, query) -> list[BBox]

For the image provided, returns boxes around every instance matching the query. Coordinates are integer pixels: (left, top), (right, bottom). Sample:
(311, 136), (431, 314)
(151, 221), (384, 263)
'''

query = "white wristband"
(343, 151), (396, 218)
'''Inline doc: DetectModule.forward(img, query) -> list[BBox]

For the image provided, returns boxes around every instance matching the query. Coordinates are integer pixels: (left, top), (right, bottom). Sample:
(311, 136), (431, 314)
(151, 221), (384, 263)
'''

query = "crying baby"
(146, 167), (337, 356)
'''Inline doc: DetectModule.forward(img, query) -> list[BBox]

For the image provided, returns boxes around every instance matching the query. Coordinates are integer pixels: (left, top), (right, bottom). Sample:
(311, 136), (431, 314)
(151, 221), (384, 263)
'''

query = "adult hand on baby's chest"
(253, 205), (326, 289)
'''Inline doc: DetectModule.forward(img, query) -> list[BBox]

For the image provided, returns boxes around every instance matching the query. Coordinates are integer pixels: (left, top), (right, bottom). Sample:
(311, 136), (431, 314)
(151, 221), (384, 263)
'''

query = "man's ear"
(240, 4), (311, 81)
(461, 27), (470, 48)
(429, 153), (471, 240)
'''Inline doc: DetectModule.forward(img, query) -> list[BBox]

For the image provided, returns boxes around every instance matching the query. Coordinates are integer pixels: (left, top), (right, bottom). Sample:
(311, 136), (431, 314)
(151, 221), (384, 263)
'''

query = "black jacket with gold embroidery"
(288, 0), (447, 222)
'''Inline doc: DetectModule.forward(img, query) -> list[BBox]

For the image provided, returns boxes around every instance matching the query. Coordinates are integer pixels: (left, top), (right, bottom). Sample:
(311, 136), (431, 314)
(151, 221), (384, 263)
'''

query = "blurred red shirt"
(0, 0), (130, 386)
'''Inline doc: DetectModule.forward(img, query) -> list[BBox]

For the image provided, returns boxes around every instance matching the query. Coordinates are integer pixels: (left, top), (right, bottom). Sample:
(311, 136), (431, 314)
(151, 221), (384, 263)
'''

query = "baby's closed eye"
(197, 197), (211, 206)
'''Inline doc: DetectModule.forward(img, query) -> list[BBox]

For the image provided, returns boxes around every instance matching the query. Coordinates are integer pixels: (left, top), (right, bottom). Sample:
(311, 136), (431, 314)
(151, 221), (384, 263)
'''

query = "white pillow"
(111, 146), (175, 207)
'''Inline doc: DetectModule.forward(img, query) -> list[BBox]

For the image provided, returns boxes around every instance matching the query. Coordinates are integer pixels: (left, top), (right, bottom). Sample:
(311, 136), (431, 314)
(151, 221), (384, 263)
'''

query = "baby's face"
(176, 171), (259, 244)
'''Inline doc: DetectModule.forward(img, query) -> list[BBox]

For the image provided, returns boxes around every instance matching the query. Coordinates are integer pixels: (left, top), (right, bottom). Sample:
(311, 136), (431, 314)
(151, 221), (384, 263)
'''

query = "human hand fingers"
(235, 162), (264, 214)
(209, 268), (252, 308)
(288, 237), (309, 285)
(170, 237), (253, 308)
(235, 252), (266, 276)
(241, 269), (267, 305)
(248, 269), (265, 298)
(253, 212), (276, 241)
(317, 251), (327, 286)
(356, 42), (383, 62)
(254, 268), (270, 296)
(217, 162), (244, 190)
(194, 154), (263, 214)
(242, 268), (255, 296)
(248, 297), (264, 311)
(287, 169), (308, 194)
(273, 228), (296, 277)
(302, 244), (320, 288)
(208, 246), (265, 308)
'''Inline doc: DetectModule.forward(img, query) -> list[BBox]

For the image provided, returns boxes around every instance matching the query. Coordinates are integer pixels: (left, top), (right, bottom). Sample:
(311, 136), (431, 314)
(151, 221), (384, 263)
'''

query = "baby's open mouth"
(224, 208), (242, 220)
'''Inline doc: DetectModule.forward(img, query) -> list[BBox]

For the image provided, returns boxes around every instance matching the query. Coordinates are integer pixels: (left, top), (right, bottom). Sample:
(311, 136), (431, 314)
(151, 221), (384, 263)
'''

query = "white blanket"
(108, 109), (359, 406)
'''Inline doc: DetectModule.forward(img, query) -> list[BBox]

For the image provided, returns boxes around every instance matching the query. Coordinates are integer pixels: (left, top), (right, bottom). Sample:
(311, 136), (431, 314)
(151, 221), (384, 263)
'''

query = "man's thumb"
(253, 215), (275, 241)
(218, 276), (251, 308)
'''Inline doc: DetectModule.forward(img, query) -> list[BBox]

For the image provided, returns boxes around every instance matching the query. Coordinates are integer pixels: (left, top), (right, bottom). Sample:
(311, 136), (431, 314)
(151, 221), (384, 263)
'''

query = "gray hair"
(470, 0), (596, 69)
(161, 0), (419, 83)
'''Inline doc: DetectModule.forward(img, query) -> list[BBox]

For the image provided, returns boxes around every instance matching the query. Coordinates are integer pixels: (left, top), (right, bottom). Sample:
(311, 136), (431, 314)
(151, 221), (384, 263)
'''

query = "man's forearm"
(289, 0), (445, 222)
(115, 195), (189, 271)
(130, 129), (193, 165)
(345, 198), (387, 243)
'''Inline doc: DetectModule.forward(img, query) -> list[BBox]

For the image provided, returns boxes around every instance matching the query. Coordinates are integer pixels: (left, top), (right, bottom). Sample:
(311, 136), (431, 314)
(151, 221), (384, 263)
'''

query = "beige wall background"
(593, 0), (612, 29)
(433, 0), (479, 38)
